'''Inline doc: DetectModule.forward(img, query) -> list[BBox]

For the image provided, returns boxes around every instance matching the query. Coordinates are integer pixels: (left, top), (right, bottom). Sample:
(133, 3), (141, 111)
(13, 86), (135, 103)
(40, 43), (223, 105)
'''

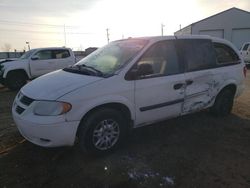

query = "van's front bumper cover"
(12, 112), (80, 147)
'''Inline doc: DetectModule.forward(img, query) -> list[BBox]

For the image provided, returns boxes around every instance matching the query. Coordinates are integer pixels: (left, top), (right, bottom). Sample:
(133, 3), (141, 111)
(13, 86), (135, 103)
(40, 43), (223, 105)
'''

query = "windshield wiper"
(76, 64), (104, 77)
(63, 66), (92, 76)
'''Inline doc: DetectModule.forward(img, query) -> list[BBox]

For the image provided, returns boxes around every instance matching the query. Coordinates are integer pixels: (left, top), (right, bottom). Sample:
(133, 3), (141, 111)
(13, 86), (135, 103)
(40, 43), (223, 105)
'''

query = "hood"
(0, 59), (16, 64)
(21, 70), (103, 100)
(1, 59), (27, 67)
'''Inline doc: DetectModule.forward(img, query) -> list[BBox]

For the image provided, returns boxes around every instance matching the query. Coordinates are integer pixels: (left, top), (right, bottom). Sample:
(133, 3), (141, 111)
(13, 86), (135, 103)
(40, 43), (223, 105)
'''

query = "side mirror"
(125, 69), (138, 80)
(31, 55), (39, 60)
(137, 63), (154, 77)
(125, 63), (154, 80)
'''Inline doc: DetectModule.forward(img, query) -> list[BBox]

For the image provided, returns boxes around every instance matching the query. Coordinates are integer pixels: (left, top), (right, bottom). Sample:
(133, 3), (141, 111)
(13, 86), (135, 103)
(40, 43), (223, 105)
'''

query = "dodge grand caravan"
(12, 35), (246, 155)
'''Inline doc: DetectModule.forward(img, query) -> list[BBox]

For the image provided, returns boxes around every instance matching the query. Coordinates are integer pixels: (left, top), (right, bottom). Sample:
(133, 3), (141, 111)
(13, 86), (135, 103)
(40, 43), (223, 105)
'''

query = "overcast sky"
(0, 0), (250, 51)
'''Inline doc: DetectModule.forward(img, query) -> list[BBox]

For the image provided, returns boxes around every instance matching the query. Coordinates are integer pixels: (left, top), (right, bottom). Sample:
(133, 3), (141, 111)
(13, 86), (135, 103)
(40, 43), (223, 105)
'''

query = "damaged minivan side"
(12, 35), (246, 155)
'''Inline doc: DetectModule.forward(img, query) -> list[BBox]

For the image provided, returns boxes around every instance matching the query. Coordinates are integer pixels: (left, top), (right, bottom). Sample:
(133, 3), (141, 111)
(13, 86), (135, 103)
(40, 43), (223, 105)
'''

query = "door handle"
(173, 83), (184, 90)
(186, 80), (193, 86)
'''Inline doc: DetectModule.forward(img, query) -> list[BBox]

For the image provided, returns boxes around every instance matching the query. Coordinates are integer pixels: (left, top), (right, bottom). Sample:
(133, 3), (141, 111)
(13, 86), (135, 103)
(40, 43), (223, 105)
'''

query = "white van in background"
(0, 47), (76, 90)
(12, 36), (246, 155)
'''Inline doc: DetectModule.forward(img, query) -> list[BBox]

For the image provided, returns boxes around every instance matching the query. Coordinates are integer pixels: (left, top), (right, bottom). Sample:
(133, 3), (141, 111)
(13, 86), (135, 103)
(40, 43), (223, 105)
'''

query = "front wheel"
(79, 108), (127, 155)
(210, 89), (235, 117)
(6, 71), (27, 91)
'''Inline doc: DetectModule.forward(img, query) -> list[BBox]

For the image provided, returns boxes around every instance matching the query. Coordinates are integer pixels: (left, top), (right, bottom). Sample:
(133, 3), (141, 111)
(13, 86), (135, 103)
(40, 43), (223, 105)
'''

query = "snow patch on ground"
(127, 168), (174, 186)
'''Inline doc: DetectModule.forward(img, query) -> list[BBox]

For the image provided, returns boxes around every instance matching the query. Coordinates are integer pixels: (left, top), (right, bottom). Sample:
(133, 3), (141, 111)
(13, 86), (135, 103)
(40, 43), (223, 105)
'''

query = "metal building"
(174, 7), (250, 49)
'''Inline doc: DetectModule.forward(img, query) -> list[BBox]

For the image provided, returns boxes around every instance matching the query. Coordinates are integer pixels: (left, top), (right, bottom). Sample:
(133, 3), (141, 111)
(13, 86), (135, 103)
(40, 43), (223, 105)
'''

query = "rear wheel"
(6, 71), (27, 91)
(79, 108), (127, 155)
(210, 89), (235, 117)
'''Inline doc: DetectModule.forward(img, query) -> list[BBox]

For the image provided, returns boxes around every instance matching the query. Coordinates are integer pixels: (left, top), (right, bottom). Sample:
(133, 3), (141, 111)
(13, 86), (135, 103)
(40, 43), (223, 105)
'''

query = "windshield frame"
(20, 49), (36, 60)
(74, 39), (149, 77)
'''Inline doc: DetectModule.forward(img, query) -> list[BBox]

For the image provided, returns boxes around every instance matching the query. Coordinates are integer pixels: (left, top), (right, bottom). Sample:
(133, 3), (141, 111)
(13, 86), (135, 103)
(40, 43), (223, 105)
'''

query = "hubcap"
(92, 119), (120, 150)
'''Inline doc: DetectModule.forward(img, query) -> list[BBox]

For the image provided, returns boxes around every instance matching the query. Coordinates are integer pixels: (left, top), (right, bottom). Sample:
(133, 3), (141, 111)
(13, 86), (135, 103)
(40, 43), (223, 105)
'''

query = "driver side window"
(34, 50), (52, 60)
(136, 41), (180, 78)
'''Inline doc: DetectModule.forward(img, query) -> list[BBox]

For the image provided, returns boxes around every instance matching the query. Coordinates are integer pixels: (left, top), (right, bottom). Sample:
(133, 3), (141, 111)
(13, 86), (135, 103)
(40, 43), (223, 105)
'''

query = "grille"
(16, 106), (25, 114)
(20, 95), (34, 106)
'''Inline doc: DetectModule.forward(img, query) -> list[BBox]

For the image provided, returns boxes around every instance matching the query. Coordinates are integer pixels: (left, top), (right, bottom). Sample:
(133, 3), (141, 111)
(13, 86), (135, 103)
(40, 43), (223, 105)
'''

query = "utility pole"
(64, 24), (67, 47)
(106, 28), (110, 44)
(161, 23), (165, 36)
(180, 24), (182, 30)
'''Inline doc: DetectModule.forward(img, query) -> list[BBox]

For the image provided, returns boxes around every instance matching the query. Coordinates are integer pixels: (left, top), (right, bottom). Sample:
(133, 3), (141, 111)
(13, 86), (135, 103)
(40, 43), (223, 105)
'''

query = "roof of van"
(122, 35), (237, 51)
(128, 35), (225, 41)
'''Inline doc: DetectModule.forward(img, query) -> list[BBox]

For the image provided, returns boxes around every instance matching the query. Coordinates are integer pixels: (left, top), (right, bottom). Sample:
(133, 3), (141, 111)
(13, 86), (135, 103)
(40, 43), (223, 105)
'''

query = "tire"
(6, 71), (27, 91)
(78, 108), (128, 155)
(210, 89), (235, 117)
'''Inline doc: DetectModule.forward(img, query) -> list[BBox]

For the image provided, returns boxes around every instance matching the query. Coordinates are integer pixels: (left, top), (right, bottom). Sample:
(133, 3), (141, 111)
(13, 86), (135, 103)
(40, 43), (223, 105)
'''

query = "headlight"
(33, 101), (72, 116)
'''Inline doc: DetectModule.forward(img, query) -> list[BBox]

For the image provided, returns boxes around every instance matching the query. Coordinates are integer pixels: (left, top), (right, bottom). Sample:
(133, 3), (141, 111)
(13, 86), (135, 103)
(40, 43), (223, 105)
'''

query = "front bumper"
(13, 113), (79, 147)
(12, 92), (80, 147)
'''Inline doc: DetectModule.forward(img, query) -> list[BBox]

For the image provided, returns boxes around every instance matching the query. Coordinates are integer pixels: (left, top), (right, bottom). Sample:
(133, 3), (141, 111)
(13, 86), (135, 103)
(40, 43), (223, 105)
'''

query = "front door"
(133, 40), (185, 126)
(30, 50), (56, 77)
(52, 49), (75, 70)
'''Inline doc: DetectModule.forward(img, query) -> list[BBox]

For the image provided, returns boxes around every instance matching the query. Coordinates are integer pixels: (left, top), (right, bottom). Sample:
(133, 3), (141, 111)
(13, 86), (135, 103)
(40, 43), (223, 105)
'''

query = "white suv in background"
(240, 42), (250, 65)
(0, 47), (76, 90)
(12, 36), (246, 155)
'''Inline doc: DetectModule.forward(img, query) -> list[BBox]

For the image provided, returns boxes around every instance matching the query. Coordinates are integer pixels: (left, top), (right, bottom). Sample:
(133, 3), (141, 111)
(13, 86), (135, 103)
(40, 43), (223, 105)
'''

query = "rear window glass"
(214, 43), (239, 64)
(177, 39), (216, 72)
(53, 50), (70, 59)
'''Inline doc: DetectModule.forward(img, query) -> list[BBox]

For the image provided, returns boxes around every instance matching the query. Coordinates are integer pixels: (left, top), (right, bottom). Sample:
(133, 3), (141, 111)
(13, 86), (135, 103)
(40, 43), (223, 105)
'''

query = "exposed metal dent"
(183, 79), (221, 114)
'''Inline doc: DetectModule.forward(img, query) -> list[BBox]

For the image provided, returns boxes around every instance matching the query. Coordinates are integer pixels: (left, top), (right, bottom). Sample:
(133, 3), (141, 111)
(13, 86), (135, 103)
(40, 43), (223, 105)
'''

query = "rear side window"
(213, 43), (239, 65)
(136, 40), (180, 78)
(177, 39), (216, 72)
(242, 44), (249, 51)
(52, 50), (70, 59)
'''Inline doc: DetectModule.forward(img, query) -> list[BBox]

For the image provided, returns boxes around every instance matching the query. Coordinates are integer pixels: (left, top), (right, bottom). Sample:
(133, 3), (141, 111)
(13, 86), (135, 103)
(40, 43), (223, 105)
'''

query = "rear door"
(177, 39), (217, 114)
(132, 40), (186, 126)
(52, 49), (75, 69)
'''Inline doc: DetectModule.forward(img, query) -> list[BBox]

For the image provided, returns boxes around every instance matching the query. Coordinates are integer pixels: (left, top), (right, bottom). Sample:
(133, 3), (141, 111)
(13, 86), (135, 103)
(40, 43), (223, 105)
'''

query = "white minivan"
(12, 36), (246, 155)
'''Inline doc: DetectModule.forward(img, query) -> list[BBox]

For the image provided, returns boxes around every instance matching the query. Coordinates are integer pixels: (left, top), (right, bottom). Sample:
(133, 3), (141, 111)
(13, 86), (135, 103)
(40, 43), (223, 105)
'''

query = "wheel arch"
(217, 83), (237, 98)
(76, 102), (133, 137)
(4, 68), (29, 79)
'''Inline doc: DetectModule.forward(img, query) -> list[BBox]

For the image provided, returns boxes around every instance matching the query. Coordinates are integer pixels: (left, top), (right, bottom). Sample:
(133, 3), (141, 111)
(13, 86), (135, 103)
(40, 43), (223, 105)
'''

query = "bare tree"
(1, 43), (12, 52)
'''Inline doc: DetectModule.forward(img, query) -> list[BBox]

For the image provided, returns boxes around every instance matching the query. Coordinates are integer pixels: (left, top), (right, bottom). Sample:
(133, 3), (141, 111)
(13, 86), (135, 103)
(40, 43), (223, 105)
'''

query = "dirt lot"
(0, 73), (250, 188)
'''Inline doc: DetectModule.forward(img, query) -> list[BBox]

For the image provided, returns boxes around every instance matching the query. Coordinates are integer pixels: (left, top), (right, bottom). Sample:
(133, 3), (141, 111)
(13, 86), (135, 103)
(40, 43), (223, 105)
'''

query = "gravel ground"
(0, 73), (250, 188)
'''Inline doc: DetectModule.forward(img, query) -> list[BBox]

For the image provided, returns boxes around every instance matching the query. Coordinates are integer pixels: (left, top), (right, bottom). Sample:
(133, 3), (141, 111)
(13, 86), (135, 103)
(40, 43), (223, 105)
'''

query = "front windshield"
(75, 39), (148, 75)
(20, 49), (36, 60)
